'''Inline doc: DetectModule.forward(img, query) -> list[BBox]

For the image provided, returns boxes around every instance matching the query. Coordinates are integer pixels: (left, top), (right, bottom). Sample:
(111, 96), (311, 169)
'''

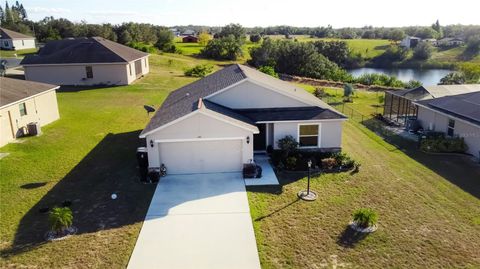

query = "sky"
(14, 0), (480, 27)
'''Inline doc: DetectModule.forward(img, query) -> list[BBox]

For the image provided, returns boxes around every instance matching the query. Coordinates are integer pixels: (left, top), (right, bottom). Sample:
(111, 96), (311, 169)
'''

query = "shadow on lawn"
(58, 85), (122, 92)
(1, 130), (155, 257)
(337, 226), (369, 248)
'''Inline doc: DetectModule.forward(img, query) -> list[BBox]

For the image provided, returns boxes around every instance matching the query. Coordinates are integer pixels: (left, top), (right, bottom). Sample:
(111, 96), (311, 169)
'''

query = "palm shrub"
(277, 135), (298, 158)
(352, 208), (378, 228)
(184, 64), (214, 77)
(49, 207), (73, 234)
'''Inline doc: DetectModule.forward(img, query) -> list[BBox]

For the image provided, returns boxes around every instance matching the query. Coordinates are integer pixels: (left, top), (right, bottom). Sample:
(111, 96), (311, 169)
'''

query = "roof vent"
(186, 93), (190, 96)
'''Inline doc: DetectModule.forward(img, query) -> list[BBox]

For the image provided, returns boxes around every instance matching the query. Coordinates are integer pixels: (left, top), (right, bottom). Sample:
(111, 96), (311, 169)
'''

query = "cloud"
(88, 11), (139, 17)
(27, 7), (71, 14)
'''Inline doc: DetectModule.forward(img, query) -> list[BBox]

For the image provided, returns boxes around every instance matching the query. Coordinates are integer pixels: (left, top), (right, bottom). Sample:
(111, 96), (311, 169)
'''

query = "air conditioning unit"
(27, 122), (42, 136)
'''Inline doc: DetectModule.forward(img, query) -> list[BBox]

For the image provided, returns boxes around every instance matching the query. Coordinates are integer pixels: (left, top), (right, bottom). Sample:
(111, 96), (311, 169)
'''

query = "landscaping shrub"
(49, 207), (73, 234)
(277, 135), (298, 157)
(352, 208), (378, 228)
(285, 156), (297, 170)
(321, 158), (337, 170)
(184, 64), (214, 77)
(332, 152), (355, 168)
(258, 65), (278, 78)
(420, 137), (468, 153)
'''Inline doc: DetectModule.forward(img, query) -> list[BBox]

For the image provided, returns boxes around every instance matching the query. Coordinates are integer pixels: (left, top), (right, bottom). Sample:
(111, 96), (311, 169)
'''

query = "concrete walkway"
(127, 173), (261, 269)
(244, 154), (280, 186)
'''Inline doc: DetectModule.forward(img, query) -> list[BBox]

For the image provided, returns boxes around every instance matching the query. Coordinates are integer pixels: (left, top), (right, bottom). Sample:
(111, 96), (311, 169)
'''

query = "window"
(22, 40), (24, 46)
(4, 40), (9, 47)
(129, 64), (132, 76)
(447, 119), (455, 137)
(85, 66), (93, 78)
(19, 103), (27, 116)
(299, 124), (319, 147)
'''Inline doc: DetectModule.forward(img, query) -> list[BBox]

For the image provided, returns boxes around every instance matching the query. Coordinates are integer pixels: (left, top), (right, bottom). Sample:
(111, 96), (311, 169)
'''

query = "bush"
(420, 137), (468, 153)
(49, 207), (73, 233)
(285, 156), (297, 170)
(184, 64), (214, 77)
(277, 135), (298, 157)
(413, 42), (433, 60)
(352, 208), (378, 228)
(128, 42), (158, 54)
(201, 35), (243, 60)
(343, 83), (355, 102)
(321, 158), (337, 170)
(249, 34), (262, 43)
(258, 65), (278, 78)
(155, 29), (176, 52)
(332, 152), (355, 168)
(439, 72), (466, 85)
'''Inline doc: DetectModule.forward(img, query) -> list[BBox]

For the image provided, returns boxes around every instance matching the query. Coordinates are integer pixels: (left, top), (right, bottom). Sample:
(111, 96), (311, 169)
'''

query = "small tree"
(197, 31), (211, 46)
(49, 207), (73, 234)
(258, 65), (278, 78)
(249, 34), (262, 43)
(184, 64), (214, 77)
(155, 29), (175, 52)
(413, 42), (433, 60)
(352, 208), (378, 228)
(343, 83), (355, 102)
(277, 135), (298, 158)
(378, 95), (384, 104)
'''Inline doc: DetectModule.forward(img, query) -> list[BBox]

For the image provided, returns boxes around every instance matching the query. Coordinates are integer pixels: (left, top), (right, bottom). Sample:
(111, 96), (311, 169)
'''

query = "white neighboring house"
(0, 27), (36, 50)
(414, 89), (480, 158)
(437, 38), (464, 47)
(0, 77), (60, 147)
(20, 37), (149, 86)
(140, 64), (347, 174)
(400, 36), (421, 48)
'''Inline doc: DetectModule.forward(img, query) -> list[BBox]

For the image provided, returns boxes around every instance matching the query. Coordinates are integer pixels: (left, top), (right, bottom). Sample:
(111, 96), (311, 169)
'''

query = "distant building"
(0, 27), (36, 50)
(181, 29), (196, 36)
(169, 28), (180, 36)
(437, 38), (464, 47)
(182, 35), (198, 43)
(0, 77), (60, 147)
(400, 36), (421, 48)
(21, 37), (149, 86)
(421, 38), (437, 46)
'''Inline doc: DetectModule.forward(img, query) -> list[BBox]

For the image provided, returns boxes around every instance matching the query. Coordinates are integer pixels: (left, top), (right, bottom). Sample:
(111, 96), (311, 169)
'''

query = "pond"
(348, 68), (452, 86)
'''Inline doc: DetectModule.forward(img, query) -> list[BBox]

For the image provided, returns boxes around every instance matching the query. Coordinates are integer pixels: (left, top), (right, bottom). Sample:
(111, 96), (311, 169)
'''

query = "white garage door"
(158, 139), (243, 174)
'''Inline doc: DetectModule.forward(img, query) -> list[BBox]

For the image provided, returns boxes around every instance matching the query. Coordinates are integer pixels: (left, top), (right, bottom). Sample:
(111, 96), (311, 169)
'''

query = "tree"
(217, 23), (245, 41)
(432, 19), (442, 38)
(389, 29), (406, 41)
(197, 31), (211, 46)
(155, 29), (175, 52)
(258, 66), (278, 78)
(249, 34), (261, 43)
(312, 40), (350, 67)
(413, 42), (433, 60)
(49, 207), (73, 234)
(464, 35), (480, 59)
(118, 30), (132, 44)
(201, 35), (243, 60)
(343, 83), (355, 102)
(439, 72), (466, 85)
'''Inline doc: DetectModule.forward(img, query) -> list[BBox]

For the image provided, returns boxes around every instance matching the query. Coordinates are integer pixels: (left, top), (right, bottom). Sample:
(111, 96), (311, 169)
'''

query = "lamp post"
(298, 159), (317, 201)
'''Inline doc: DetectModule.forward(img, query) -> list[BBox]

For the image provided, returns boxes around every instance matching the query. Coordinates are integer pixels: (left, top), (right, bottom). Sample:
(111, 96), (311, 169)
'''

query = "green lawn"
(1, 51), (479, 268)
(0, 48), (38, 58)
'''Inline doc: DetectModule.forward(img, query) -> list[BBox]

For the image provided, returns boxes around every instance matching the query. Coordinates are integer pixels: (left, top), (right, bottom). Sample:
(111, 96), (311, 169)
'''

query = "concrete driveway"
(127, 173), (261, 269)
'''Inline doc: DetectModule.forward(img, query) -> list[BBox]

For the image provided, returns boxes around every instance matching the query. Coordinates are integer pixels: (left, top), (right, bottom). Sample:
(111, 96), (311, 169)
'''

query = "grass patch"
(0, 48), (38, 58)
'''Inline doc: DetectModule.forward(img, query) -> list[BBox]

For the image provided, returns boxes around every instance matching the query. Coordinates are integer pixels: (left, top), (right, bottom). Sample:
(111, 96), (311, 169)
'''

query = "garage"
(158, 139), (243, 174)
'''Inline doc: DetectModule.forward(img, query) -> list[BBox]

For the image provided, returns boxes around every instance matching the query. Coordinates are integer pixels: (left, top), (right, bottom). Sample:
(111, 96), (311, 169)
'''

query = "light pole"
(298, 159), (317, 201)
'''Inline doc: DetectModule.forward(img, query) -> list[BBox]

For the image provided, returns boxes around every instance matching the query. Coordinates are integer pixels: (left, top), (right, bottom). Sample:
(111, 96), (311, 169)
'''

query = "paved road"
(128, 173), (261, 269)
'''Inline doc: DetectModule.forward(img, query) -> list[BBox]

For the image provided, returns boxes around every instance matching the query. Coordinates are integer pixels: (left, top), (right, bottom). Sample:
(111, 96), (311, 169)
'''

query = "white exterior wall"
(272, 120), (343, 149)
(12, 39), (36, 50)
(24, 64), (129, 86)
(0, 90), (59, 147)
(145, 112), (254, 168)
(207, 80), (309, 109)
(126, 56), (150, 84)
(417, 106), (480, 157)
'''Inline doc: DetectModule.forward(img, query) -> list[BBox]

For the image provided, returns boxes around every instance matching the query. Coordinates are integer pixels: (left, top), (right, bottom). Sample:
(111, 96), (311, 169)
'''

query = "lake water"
(348, 68), (452, 86)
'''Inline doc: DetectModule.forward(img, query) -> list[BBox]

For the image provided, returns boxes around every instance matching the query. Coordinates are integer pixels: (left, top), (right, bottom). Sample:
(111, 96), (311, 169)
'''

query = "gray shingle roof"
(140, 64), (344, 137)
(416, 91), (480, 125)
(234, 107), (346, 122)
(0, 27), (34, 40)
(21, 37), (148, 65)
(0, 77), (58, 107)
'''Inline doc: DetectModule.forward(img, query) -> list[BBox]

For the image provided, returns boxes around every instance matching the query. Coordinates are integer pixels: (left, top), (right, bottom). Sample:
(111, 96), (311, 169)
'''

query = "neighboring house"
(139, 64), (347, 174)
(437, 37), (464, 47)
(182, 35), (198, 43)
(181, 29), (196, 36)
(421, 38), (437, 46)
(0, 27), (36, 50)
(400, 36), (421, 48)
(20, 37), (149, 86)
(0, 77), (60, 147)
(383, 84), (480, 125)
(414, 91), (480, 158)
(169, 28), (180, 36)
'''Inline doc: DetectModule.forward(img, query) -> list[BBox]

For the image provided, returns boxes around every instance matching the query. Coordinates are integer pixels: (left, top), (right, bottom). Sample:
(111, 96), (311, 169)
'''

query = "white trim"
(198, 109), (259, 133)
(297, 123), (320, 148)
(21, 57), (149, 67)
(256, 118), (347, 124)
(203, 79), (248, 99)
(154, 136), (245, 143)
(415, 102), (480, 128)
(0, 87), (59, 109)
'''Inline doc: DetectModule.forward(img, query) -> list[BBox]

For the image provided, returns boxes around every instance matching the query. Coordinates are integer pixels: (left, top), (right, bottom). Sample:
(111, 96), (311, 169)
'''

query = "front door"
(254, 124), (266, 151)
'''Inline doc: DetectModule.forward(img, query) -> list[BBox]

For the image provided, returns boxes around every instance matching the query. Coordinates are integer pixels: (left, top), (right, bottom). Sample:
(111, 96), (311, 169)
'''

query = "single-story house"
(414, 91), (480, 158)
(0, 27), (36, 50)
(437, 38), (464, 47)
(20, 37), (149, 86)
(400, 36), (421, 48)
(181, 29), (196, 36)
(169, 28), (180, 36)
(0, 77), (60, 147)
(383, 84), (480, 125)
(421, 38), (437, 46)
(182, 35), (198, 43)
(140, 64), (347, 174)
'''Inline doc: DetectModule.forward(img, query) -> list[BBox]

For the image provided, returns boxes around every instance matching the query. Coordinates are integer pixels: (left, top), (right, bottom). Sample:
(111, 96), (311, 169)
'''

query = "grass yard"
(248, 120), (480, 268)
(1, 50), (479, 268)
(0, 48), (38, 58)
(0, 53), (220, 268)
